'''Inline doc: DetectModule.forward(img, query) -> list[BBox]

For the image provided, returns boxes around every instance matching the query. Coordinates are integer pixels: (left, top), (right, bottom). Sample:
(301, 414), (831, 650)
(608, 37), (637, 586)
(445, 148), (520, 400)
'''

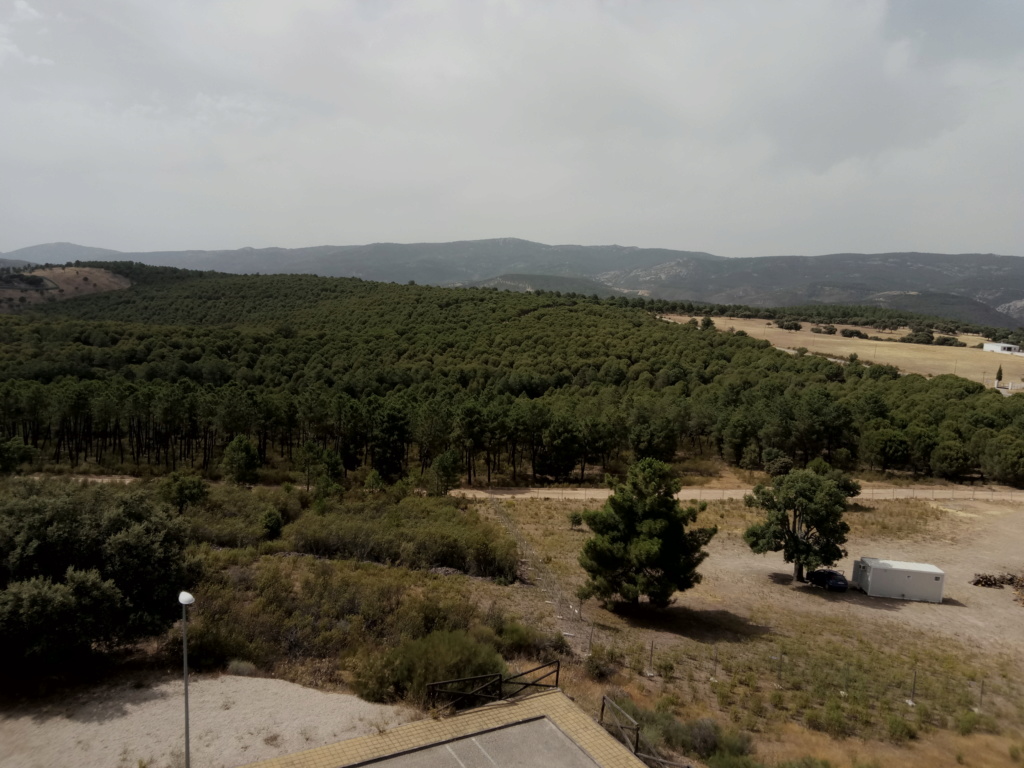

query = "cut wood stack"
(971, 573), (1024, 605)
(970, 573), (1017, 588)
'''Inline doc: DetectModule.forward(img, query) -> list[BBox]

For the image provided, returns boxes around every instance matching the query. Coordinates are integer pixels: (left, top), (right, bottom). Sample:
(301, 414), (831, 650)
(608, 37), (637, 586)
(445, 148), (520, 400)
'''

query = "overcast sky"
(1, 0), (1022, 257)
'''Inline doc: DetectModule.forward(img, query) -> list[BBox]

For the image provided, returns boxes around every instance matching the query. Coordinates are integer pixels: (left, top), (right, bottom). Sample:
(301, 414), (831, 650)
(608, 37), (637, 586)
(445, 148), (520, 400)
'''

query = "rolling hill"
(6, 239), (1023, 326)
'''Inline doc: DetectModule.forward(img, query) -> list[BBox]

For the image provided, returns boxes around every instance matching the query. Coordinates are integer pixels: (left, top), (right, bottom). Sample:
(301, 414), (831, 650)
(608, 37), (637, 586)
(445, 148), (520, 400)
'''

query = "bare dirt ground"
(0, 674), (415, 768)
(0, 267), (130, 313)
(697, 499), (1024, 657)
(664, 314), (1023, 388)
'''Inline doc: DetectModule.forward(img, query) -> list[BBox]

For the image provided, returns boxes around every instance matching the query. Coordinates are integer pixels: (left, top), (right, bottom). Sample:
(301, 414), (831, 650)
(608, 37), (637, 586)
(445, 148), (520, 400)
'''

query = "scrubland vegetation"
(5, 264), (1024, 766)
(0, 476), (552, 703)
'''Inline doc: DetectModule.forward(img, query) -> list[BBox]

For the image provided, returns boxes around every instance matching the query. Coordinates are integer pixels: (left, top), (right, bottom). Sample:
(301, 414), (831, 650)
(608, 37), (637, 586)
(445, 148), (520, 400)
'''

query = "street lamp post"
(179, 591), (195, 768)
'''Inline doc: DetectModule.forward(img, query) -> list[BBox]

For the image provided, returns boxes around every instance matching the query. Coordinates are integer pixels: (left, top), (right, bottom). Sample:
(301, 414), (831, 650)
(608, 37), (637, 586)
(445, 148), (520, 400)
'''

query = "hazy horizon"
(2, 1), (1022, 257)
(2, 237), (1021, 260)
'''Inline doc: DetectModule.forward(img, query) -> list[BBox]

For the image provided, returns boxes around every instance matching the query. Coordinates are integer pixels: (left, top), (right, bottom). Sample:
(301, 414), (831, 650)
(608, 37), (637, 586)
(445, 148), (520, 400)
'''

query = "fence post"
(980, 679), (985, 710)
(910, 668), (917, 704)
(599, 696), (606, 725)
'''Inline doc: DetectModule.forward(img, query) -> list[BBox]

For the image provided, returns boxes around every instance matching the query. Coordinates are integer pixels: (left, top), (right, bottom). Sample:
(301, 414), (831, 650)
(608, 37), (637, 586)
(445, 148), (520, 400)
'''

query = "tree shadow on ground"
(609, 603), (771, 643)
(13, 675), (172, 724)
(795, 584), (906, 612)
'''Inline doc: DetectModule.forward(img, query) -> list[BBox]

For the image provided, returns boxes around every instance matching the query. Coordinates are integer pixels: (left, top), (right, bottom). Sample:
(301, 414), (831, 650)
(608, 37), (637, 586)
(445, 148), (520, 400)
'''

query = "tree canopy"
(0, 480), (188, 673)
(578, 458), (716, 608)
(0, 264), (1022, 487)
(743, 466), (859, 582)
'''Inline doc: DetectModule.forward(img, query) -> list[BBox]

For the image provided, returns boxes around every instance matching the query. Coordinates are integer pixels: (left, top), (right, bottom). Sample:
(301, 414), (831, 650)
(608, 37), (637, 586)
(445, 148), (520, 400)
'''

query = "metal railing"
(426, 660), (560, 710)
(598, 696), (693, 768)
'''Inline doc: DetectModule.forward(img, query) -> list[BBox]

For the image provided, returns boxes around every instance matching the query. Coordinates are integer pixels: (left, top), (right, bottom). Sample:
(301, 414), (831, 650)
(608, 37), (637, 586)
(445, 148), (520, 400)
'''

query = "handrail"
(598, 696), (693, 768)
(427, 660), (560, 710)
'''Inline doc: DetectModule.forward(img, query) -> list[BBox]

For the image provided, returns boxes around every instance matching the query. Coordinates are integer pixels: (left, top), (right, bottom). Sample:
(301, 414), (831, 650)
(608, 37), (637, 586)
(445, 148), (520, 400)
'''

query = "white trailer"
(851, 558), (945, 603)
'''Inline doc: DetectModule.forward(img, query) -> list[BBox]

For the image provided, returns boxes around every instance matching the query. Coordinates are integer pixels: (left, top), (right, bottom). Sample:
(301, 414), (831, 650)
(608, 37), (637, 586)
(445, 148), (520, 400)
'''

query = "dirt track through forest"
(455, 484), (1024, 503)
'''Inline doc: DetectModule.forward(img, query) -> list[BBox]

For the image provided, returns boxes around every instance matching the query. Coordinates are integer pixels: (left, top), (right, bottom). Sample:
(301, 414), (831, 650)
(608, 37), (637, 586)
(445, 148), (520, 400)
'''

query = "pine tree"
(578, 458), (716, 608)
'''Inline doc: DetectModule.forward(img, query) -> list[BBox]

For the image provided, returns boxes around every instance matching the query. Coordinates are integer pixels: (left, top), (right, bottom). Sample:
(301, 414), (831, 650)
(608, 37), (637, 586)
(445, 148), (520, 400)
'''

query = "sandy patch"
(0, 675), (416, 768)
(0, 267), (131, 313)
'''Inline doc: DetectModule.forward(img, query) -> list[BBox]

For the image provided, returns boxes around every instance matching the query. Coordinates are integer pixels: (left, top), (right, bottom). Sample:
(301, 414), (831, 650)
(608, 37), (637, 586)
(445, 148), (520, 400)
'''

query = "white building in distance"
(983, 342), (1021, 354)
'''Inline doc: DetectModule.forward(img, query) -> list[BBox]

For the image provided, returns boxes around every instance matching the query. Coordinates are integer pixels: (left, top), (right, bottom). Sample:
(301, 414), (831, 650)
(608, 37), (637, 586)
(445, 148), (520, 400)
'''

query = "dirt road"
(455, 484), (1024, 504)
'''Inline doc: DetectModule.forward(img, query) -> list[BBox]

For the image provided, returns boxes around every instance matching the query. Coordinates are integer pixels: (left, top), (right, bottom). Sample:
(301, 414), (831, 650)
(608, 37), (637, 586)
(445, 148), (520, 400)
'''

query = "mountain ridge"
(7, 239), (1023, 326)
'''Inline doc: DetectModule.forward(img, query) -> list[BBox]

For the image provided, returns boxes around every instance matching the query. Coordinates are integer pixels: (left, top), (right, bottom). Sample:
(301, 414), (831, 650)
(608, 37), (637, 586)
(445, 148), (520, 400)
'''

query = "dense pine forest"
(0, 262), (1022, 486)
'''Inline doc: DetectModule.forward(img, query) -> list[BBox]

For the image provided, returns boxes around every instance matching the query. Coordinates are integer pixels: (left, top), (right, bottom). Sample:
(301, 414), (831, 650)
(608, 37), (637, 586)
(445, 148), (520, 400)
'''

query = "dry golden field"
(0, 266), (131, 313)
(665, 314), (1024, 389)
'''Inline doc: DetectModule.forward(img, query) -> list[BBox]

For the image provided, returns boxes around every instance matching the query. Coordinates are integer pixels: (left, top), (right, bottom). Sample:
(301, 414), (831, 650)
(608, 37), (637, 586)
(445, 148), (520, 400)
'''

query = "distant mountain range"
(5, 239), (1023, 327)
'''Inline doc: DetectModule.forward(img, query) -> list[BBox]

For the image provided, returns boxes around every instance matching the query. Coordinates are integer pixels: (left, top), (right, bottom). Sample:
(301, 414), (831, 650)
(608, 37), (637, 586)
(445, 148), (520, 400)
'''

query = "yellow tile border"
(239, 689), (646, 768)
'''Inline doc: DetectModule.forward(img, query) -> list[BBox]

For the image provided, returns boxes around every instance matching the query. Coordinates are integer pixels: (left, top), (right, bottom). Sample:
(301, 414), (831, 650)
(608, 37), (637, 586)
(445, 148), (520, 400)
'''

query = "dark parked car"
(806, 569), (848, 593)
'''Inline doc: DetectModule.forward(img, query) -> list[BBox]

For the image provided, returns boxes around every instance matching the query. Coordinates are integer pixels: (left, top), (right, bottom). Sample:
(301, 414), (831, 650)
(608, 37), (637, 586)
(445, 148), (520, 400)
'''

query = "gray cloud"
(1, 0), (1022, 257)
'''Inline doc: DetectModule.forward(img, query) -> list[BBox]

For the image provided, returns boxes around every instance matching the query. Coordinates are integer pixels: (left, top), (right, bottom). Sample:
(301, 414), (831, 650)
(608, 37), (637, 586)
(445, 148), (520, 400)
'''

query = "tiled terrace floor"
(239, 690), (646, 768)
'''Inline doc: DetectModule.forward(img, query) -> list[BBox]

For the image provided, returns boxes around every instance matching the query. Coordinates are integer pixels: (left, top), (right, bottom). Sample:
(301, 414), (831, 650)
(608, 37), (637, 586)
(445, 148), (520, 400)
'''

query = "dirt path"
(455, 484), (1024, 504)
(0, 674), (415, 768)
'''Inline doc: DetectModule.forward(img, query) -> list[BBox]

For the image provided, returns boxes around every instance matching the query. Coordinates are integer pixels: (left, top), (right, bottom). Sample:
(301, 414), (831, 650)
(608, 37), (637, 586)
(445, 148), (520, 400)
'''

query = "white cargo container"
(851, 558), (945, 603)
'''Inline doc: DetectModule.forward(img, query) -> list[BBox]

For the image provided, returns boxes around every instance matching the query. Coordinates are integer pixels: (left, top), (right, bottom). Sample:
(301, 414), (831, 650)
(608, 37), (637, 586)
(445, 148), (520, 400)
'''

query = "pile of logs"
(970, 573), (1024, 589)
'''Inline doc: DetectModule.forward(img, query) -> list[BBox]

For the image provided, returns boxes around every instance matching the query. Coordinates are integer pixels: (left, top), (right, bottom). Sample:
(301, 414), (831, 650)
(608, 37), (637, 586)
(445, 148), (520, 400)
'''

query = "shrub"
(286, 496), (518, 579)
(955, 710), (997, 736)
(353, 629), (505, 704)
(886, 714), (917, 743)
(0, 478), (188, 676)
(655, 657), (675, 679)
(585, 644), (623, 681)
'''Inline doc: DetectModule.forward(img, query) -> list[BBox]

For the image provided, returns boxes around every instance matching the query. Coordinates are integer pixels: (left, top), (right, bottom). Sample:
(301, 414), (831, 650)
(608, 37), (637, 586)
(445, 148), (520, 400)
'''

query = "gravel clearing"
(0, 674), (417, 768)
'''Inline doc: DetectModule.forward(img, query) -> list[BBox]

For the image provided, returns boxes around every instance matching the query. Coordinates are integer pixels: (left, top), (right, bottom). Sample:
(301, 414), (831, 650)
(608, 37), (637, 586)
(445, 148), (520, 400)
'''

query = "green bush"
(585, 644), (623, 681)
(0, 478), (189, 676)
(955, 709), (997, 736)
(353, 629), (505, 704)
(285, 496), (517, 579)
(886, 714), (917, 743)
(610, 695), (753, 762)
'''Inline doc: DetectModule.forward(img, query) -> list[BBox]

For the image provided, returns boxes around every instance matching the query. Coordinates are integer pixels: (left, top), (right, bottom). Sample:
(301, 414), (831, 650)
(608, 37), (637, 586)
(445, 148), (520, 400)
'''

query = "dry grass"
(482, 494), (1024, 766)
(687, 497), (952, 539)
(0, 266), (130, 313)
(665, 314), (1021, 387)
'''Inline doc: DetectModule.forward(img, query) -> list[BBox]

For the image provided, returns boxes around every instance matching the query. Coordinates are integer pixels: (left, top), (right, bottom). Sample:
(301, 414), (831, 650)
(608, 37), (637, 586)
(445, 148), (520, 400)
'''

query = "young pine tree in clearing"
(578, 458), (716, 608)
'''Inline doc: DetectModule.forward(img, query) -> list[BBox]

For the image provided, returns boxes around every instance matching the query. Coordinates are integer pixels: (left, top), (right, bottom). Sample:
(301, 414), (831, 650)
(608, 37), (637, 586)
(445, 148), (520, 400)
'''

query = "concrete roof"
(239, 690), (647, 768)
